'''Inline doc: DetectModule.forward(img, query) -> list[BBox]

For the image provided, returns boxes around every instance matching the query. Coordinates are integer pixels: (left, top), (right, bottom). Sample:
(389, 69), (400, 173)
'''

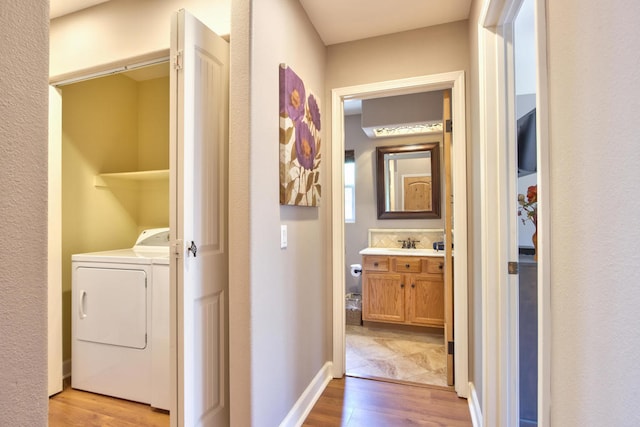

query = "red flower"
(526, 185), (537, 204)
(518, 185), (537, 226)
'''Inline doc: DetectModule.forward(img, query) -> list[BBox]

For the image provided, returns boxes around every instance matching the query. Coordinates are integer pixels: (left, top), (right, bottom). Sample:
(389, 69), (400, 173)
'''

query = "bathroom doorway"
(330, 71), (469, 397)
(341, 92), (450, 388)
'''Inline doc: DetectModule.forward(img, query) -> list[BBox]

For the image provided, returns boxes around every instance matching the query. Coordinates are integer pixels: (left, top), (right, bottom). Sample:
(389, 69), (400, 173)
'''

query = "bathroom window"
(345, 150), (356, 223)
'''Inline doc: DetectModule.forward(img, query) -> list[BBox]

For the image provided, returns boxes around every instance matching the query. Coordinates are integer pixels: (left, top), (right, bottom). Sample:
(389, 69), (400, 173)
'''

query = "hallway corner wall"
(0, 2), (49, 425)
(230, 0), (329, 425)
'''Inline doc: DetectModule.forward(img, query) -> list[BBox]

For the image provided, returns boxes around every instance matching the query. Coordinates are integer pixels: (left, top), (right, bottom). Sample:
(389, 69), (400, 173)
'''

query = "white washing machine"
(71, 228), (170, 410)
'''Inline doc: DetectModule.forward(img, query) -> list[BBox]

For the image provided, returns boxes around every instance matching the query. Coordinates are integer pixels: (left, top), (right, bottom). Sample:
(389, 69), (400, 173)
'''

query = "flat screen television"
(518, 108), (537, 176)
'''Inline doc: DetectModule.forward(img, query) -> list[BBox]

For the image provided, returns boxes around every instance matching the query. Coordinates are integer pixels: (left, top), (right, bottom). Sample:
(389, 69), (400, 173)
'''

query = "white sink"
(358, 247), (446, 257)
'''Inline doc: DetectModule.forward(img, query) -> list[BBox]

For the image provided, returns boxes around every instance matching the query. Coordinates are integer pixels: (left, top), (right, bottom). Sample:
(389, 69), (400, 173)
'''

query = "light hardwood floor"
(49, 388), (169, 427)
(50, 377), (471, 426)
(304, 376), (472, 426)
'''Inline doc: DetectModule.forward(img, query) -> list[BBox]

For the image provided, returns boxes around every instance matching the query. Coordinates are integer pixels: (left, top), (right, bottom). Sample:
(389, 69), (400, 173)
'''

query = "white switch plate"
(280, 225), (287, 249)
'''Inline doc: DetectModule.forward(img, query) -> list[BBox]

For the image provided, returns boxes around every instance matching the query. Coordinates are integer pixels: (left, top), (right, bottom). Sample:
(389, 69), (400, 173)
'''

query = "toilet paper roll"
(350, 264), (362, 277)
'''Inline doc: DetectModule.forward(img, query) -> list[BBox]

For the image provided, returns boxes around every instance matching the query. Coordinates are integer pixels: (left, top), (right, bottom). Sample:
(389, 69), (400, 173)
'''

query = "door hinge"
(508, 261), (519, 275)
(173, 239), (184, 259)
(445, 119), (452, 133)
(173, 50), (183, 70)
(448, 341), (454, 355)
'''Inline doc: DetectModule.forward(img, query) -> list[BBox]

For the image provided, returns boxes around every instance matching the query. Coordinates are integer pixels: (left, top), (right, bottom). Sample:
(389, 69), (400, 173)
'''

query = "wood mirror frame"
(376, 142), (441, 219)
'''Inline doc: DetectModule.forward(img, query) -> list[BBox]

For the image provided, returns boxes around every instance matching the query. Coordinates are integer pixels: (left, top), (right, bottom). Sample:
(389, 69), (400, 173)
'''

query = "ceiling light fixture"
(369, 122), (443, 138)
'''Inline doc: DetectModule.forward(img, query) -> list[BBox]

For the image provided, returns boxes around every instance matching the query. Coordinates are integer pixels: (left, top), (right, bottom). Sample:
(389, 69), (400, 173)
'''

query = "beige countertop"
(359, 247), (448, 257)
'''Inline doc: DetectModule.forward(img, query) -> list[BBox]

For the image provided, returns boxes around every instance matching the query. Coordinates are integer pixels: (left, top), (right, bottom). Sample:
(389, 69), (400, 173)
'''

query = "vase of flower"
(518, 185), (538, 261)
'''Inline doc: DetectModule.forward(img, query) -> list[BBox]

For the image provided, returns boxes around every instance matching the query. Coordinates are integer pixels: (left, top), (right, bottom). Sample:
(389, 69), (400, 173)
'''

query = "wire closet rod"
(51, 55), (170, 87)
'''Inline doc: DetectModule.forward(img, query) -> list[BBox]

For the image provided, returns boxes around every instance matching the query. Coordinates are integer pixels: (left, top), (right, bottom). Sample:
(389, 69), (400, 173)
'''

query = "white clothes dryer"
(71, 228), (170, 410)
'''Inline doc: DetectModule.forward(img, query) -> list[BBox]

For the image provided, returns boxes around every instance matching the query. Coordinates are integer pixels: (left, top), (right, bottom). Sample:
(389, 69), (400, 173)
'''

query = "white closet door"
(170, 9), (229, 427)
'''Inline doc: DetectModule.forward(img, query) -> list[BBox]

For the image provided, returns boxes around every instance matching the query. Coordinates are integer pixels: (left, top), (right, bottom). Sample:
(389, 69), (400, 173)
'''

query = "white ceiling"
(51, 0), (472, 46)
(299, 0), (472, 45)
(50, 0), (110, 19)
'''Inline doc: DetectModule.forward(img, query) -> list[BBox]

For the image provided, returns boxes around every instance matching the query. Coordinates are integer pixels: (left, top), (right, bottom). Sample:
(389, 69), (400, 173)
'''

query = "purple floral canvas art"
(279, 64), (321, 206)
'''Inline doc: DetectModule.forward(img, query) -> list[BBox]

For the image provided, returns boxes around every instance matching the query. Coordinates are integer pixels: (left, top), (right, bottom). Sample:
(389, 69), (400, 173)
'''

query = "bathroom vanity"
(359, 248), (447, 328)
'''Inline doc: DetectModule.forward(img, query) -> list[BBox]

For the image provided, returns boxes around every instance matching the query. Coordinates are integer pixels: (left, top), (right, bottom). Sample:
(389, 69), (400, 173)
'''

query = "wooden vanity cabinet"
(362, 255), (445, 328)
(361, 272), (405, 322)
(408, 273), (445, 326)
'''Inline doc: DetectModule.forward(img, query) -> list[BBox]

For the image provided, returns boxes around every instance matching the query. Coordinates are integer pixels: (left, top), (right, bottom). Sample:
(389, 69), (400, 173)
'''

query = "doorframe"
(47, 49), (170, 395)
(330, 71), (469, 398)
(478, 0), (551, 425)
(48, 86), (63, 396)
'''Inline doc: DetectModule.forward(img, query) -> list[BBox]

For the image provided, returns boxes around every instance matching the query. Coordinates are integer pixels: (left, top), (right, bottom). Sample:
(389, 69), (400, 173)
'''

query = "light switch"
(280, 225), (287, 249)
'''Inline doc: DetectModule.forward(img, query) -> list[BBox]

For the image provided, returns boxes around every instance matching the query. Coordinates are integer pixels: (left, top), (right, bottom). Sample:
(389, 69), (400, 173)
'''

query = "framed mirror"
(376, 142), (441, 219)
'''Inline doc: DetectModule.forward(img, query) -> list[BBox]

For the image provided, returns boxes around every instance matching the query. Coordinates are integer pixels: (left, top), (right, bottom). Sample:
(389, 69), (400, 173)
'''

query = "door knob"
(187, 241), (198, 257)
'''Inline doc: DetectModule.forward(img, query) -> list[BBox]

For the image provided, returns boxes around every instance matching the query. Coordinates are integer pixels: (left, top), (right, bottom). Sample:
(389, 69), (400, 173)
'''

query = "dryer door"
(75, 267), (147, 349)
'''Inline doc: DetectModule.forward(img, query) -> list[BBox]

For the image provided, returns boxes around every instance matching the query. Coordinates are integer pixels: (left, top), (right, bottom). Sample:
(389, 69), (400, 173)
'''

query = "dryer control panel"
(134, 228), (170, 248)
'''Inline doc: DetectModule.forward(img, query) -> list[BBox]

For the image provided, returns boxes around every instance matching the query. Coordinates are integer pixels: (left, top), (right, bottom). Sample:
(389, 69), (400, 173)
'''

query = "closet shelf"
(94, 169), (169, 187)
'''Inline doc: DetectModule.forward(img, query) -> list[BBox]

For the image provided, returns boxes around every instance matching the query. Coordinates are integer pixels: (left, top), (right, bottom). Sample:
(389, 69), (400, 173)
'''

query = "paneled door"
(170, 9), (229, 427)
(403, 176), (432, 211)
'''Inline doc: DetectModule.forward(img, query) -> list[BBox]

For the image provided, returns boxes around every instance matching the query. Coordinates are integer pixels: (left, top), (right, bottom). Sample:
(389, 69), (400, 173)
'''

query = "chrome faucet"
(398, 238), (420, 249)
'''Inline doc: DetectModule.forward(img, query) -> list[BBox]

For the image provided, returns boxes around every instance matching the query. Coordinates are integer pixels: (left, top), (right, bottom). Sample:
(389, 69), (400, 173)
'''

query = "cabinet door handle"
(374, 262), (379, 267)
(439, 264), (443, 270)
(400, 284), (405, 288)
(405, 263), (410, 269)
(411, 284), (415, 288)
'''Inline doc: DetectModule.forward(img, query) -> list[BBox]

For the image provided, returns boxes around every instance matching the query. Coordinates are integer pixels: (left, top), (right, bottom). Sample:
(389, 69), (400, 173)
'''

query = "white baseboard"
(468, 382), (483, 427)
(63, 358), (71, 379)
(279, 361), (332, 427)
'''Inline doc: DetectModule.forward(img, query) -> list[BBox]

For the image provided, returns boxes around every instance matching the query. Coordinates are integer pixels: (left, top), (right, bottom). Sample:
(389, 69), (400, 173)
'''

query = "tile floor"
(345, 324), (447, 387)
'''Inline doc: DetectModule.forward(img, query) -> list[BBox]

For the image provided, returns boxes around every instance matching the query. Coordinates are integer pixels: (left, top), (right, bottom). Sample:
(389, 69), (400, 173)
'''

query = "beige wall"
(0, 2), (49, 425)
(326, 21), (469, 90)
(229, 0), (328, 424)
(546, 1), (640, 424)
(50, 0), (230, 80)
(61, 74), (169, 361)
(138, 77), (170, 171)
(138, 76), (171, 233)
(229, 0), (252, 423)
